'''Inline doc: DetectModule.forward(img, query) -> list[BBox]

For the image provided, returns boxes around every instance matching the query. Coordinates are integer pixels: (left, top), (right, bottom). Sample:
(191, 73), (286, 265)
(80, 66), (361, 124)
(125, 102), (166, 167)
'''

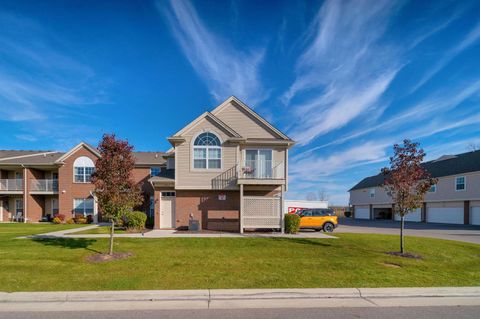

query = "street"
(3, 306), (480, 319)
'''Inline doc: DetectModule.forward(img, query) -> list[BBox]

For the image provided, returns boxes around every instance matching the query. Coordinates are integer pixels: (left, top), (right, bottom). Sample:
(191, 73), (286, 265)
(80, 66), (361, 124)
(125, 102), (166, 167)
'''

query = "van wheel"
(323, 222), (334, 233)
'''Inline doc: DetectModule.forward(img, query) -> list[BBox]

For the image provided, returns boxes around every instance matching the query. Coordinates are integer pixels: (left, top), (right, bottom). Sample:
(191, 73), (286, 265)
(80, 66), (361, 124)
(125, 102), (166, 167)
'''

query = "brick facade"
(174, 190), (240, 231)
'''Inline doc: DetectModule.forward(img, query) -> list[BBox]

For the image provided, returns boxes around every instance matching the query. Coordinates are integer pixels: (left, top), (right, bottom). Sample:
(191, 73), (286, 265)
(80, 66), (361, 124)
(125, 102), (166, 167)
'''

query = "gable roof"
(55, 142), (101, 163)
(211, 96), (293, 141)
(349, 149), (480, 191)
(0, 152), (64, 165)
(133, 152), (167, 166)
(171, 111), (242, 138)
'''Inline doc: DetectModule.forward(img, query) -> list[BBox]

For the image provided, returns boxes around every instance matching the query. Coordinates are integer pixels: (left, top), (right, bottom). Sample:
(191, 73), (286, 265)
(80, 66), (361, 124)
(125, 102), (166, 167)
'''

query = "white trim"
(172, 111), (241, 138)
(190, 131), (223, 171)
(73, 156), (95, 183)
(55, 142), (100, 163)
(455, 176), (466, 191)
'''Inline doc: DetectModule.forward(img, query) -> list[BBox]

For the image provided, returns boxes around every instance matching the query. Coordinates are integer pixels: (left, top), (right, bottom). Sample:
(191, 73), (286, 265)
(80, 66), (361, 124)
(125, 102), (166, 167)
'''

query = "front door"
(0, 199), (3, 222)
(160, 192), (175, 229)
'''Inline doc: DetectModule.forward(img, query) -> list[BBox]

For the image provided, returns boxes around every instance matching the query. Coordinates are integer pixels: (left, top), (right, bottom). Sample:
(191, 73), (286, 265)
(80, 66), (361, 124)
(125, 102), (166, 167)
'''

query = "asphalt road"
(335, 218), (480, 244)
(3, 306), (480, 319)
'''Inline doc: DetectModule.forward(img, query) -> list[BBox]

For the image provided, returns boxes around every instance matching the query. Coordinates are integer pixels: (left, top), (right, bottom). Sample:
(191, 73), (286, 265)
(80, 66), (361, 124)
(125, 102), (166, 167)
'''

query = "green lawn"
(0, 223), (479, 292)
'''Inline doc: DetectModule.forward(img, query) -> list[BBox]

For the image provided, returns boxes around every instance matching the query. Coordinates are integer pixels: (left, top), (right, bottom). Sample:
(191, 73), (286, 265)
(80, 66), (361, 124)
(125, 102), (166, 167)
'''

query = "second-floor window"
(369, 189), (375, 198)
(193, 132), (221, 169)
(73, 156), (95, 183)
(151, 167), (161, 177)
(429, 184), (437, 193)
(455, 176), (466, 191)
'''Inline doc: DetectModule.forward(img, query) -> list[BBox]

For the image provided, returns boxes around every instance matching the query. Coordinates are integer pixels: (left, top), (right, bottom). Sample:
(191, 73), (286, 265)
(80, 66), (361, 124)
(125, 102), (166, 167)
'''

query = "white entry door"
(160, 192), (175, 229)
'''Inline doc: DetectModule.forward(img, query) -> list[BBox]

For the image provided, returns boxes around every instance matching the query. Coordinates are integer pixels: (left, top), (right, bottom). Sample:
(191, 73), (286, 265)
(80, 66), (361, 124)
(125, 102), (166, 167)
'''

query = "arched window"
(193, 132), (221, 169)
(73, 156), (95, 183)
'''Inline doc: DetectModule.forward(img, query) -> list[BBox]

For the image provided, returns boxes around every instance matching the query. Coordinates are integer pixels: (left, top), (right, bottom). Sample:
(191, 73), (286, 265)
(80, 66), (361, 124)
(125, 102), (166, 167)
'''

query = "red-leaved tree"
(382, 139), (437, 254)
(91, 134), (143, 255)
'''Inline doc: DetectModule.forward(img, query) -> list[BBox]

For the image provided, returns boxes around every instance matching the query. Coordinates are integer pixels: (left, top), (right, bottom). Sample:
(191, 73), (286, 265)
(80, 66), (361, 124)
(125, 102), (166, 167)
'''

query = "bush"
(75, 217), (87, 224)
(56, 214), (66, 222)
(123, 211), (147, 230)
(344, 211), (352, 218)
(52, 217), (62, 224)
(284, 213), (301, 234)
(66, 218), (75, 224)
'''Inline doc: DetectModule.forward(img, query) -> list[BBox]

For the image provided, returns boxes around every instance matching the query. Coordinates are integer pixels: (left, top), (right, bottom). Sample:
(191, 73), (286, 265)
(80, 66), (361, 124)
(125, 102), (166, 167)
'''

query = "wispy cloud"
(410, 21), (480, 92)
(159, 0), (267, 105)
(0, 12), (107, 122)
(282, 0), (402, 145)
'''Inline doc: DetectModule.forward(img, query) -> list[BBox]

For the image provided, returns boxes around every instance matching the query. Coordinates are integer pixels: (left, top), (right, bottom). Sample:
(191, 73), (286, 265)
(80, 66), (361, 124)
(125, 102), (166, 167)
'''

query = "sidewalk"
(1, 287), (479, 312)
(22, 225), (337, 239)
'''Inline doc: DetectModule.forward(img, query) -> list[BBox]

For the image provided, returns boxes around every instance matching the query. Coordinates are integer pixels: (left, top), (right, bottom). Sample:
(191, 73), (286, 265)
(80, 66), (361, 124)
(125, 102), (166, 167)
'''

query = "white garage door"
(427, 207), (463, 224)
(355, 208), (370, 219)
(395, 208), (421, 222)
(471, 207), (480, 226)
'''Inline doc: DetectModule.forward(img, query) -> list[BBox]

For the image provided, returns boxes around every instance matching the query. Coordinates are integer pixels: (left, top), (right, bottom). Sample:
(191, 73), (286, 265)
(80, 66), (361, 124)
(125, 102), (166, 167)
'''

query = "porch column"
(280, 185), (285, 233)
(239, 184), (244, 234)
(93, 195), (99, 223)
(23, 167), (28, 223)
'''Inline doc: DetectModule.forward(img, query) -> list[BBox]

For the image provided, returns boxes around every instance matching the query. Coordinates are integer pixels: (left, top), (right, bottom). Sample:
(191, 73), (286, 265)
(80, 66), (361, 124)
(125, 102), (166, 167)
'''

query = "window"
(369, 189), (375, 198)
(73, 156), (95, 183)
(455, 176), (466, 191)
(429, 184), (437, 193)
(149, 196), (155, 217)
(15, 199), (23, 214)
(193, 132), (221, 169)
(52, 198), (59, 215)
(161, 191), (176, 197)
(150, 167), (161, 177)
(244, 149), (273, 178)
(74, 198), (94, 216)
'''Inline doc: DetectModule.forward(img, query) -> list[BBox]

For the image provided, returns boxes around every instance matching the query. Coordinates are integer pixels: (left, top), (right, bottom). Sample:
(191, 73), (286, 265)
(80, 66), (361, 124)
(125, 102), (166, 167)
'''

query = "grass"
(0, 223), (479, 292)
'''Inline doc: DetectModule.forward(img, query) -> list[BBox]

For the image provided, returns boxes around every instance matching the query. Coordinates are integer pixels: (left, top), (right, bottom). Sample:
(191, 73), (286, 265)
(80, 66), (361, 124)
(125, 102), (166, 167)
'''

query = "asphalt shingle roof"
(349, 150), (480, 191)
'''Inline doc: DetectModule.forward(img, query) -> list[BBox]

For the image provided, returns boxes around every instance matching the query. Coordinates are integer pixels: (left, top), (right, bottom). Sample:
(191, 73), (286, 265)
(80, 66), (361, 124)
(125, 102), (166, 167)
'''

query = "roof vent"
(434, 155), (457, 162)
(155, 154), (158, 158)
(43, 153), (47, 157)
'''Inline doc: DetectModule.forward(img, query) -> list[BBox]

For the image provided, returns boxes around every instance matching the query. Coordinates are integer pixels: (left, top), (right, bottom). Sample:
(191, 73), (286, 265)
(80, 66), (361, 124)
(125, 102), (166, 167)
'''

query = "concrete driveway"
(335, 218), (480, 244)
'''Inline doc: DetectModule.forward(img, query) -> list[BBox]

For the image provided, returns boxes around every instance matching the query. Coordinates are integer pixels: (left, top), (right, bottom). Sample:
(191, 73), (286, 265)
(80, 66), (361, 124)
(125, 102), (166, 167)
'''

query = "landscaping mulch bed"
(86, 252), (134, 263)
(386, 251), (423, 259)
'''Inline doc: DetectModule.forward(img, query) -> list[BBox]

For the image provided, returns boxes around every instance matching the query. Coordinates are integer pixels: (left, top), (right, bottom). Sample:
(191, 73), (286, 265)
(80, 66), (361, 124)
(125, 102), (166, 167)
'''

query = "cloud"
(0, 13), (107, 122)
(282, 0), (402, 145)
(410, 21), (480, 92)
(159, 0), (267, 105)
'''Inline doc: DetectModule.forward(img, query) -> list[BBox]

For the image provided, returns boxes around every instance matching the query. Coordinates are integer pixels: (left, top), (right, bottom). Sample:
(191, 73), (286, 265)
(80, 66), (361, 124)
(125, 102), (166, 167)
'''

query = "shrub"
(52, 217), (62, 224)
(86, 215), (94, 224)
(66, 218), (75, 224)
(284, 213), (301, 234)
(123, 211), (147, 230)
(344, 211), (352, 218)
(75, 217), (87, 224)
(56, 214), (66, 222)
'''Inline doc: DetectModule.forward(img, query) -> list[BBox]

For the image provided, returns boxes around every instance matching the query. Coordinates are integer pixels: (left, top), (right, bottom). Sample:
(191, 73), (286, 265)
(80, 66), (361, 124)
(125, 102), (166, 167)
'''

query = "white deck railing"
(0, 179), (23, 191)
(240, 160), (284, 179)
(30, 179), (59, 192)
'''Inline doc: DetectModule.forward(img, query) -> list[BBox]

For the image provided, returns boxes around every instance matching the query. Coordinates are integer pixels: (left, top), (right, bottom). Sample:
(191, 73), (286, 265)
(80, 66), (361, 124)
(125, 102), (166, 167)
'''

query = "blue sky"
(1, 0), (480, 204)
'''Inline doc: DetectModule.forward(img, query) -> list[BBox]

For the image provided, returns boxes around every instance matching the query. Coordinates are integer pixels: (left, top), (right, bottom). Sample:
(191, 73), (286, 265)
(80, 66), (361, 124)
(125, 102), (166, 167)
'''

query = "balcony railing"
(0, 179), (23, 191)
(240, 160), (284, 179)
(30, 179), (59, 192)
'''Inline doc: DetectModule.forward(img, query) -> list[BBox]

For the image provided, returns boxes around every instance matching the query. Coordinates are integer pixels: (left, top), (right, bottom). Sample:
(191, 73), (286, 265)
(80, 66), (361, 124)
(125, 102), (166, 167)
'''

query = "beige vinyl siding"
(350, 171), (480, 206)
(214, 101), (279, 139)
(175, 117), (239, 189)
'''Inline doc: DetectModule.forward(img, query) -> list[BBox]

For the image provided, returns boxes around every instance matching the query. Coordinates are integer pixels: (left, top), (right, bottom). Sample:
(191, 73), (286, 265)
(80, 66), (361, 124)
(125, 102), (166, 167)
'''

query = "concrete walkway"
(25, 224), (337, 239)
(1, 287), (479, 312)
(337, 219), (480, 244)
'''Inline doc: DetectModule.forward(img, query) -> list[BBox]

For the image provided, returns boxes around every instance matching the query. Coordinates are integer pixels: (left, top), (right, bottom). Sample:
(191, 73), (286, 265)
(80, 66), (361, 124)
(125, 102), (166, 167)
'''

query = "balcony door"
(245, 149), (273, 178)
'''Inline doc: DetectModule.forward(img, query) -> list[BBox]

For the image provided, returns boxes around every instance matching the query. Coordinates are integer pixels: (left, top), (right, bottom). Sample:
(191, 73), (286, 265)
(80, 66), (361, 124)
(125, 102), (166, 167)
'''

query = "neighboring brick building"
(0, 143), (165, 223)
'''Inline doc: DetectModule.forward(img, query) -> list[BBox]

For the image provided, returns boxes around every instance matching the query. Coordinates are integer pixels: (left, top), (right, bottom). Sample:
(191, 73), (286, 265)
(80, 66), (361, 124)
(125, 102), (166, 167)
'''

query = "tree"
(381, 139), (437, 254)
(468, 143), (479, 151)
(91, 134), (143, 255)
(306, 189), (329, 201)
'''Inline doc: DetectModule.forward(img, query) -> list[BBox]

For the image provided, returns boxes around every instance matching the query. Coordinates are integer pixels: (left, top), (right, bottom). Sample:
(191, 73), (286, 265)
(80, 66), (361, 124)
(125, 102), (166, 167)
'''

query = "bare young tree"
(468, 143), (479, 151)
(382, 139), (437, 254)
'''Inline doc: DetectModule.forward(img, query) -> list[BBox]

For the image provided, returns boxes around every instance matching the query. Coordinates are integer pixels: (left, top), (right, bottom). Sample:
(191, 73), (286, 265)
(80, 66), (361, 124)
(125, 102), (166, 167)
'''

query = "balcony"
(237, 160), (285, 185)
(0, 179), (23, 193)
(30, 179), (59, 193)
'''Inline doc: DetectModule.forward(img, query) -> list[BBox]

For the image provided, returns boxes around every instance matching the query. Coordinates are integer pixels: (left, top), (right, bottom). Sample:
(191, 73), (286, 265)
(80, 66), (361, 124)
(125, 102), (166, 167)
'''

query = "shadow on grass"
(269, 237), (332, 247)
(32, 237), (101, 254)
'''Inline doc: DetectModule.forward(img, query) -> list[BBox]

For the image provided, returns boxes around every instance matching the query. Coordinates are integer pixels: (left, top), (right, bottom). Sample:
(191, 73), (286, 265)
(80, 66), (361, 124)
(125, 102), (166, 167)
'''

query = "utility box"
(189, 219), (199, 231)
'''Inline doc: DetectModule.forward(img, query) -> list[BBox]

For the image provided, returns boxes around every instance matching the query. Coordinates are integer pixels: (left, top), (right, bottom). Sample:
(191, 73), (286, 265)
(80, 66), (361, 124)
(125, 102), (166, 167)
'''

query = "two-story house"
(0, 143), (165, 223)
(0, 96), (294, 233)
(149, 96), (295, 232)
(349, 150), (480, 225)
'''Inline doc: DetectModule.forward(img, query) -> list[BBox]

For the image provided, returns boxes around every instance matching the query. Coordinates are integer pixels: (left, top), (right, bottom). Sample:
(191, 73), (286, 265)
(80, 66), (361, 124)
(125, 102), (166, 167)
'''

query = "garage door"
(427, 207), (463, 224)
(395, 208), (421, 222)
(471, 207), (480, 225)
(355, 208), (370, 219)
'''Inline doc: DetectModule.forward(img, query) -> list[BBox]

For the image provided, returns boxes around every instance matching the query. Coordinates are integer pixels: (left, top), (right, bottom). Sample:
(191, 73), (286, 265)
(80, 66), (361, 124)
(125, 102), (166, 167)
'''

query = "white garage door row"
(355, 208), (370, 219)
(427, 207), (463, 224)
(471, 206), (480, 225)
(394, 208), (421, 222)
